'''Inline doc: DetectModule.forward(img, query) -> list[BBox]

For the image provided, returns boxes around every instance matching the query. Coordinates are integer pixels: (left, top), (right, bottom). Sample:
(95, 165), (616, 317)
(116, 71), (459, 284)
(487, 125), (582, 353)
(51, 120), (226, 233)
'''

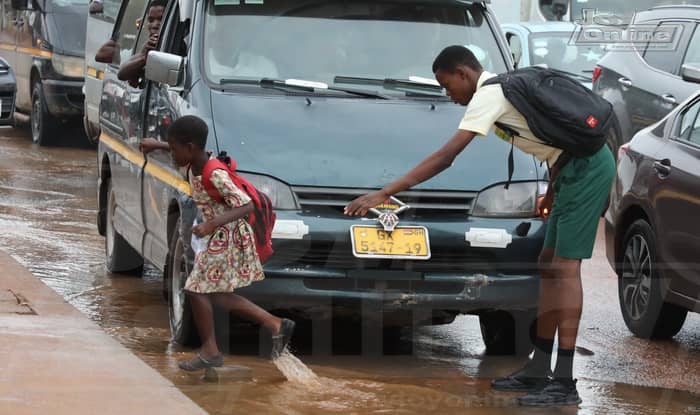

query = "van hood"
(45, 9), (86, 56)
(210, 91), (539, 191)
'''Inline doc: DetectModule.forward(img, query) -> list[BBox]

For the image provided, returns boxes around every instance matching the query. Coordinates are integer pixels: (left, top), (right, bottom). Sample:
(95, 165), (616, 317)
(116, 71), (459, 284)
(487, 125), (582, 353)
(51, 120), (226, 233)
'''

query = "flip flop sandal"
(271, 319), (296, 360)
(178, 352), (224, 372)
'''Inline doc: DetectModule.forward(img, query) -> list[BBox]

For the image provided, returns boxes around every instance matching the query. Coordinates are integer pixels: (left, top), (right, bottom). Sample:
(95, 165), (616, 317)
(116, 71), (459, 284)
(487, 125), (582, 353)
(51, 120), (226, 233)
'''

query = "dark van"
(0, 0), (86, 145)
(98, 0), (549, 355)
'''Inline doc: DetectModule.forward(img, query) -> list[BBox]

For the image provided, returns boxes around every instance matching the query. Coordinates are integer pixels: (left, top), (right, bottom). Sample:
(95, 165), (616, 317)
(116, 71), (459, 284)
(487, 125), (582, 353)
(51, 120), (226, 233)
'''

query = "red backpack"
(200, 153), (276, 263)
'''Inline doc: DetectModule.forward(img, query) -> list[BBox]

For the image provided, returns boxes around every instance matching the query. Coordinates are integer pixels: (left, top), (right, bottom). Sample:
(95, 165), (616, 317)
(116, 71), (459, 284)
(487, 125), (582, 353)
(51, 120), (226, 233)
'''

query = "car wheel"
(31, 82), (57, 146)
(619, 219), (687, 339)
(83, 114), (100, 146)
(167, 217), (199, 346)
(479, 310), (535, 356)
(105, 181), (144, 274)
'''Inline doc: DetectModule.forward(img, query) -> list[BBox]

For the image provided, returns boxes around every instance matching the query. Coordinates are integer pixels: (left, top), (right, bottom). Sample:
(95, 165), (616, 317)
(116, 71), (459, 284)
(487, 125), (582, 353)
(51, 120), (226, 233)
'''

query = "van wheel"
(167, 217), (199, 346)
(479, 310), (535, 356)
(105, 182), (143, 274)
(31, 82), (57, 146)
(619, 220), (687, 339)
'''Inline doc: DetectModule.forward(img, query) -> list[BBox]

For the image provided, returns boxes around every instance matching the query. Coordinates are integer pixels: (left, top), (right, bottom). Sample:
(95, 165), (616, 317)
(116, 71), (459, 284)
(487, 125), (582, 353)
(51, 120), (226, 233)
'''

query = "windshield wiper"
(334, 75), (445, 97)
(219, 78), (389, 99)
(547, 68), (593, 82)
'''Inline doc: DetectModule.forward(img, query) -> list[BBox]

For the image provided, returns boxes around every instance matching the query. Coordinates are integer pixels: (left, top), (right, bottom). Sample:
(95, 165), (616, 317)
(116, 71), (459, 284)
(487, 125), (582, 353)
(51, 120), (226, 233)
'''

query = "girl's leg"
(188, 292), (220, 358)
(209, 293), (282, 334)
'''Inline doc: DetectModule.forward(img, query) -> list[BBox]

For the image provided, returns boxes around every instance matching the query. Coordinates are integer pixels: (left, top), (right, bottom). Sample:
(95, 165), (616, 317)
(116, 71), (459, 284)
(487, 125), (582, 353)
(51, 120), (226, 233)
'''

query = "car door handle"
(618, 77), (633, 87)
(661, 94), (677, 104)
(653, 159), (672, 176)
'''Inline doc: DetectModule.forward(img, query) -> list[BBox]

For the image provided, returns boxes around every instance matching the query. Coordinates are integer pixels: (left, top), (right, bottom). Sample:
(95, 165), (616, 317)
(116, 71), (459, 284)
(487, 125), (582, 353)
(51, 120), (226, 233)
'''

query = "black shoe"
(491, 366), (552, 392)
(517, 379), (582, 407)
(271, 318), (296, 360)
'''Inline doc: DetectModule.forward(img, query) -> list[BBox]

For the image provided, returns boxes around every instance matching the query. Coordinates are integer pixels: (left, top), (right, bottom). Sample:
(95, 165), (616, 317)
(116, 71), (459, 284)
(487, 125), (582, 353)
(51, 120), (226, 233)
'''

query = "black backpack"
(482, 67), (613, 187)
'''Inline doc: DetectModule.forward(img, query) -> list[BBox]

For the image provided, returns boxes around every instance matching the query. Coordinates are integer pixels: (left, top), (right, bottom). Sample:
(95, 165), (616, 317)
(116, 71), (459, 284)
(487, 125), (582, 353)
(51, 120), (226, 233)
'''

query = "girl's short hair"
(167, 115), (208, 149)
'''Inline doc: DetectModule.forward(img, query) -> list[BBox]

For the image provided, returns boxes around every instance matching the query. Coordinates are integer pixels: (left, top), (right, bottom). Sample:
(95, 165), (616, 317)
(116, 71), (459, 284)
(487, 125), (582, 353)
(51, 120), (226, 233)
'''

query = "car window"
(683, 24), (700, 66)
(689, 105), (700, 145)
(112, 0), (149, 65)
(642, 21), (689, 75)
(506, 32), (523, 69)
(677, 100), (700, 141)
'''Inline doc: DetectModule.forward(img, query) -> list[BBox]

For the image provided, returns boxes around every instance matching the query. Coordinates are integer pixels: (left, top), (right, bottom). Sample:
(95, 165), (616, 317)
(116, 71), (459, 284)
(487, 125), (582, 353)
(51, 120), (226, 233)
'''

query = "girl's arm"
(140, 138), (170, 154)
(192, 202), (254, 237)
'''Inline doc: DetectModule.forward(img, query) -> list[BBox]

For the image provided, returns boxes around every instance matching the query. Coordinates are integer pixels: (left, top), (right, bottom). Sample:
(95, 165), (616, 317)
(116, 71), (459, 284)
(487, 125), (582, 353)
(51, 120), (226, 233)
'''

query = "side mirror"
(145, 51), (183, 86)
(681, 64), (700, 84)
(11, 0), (29, 10)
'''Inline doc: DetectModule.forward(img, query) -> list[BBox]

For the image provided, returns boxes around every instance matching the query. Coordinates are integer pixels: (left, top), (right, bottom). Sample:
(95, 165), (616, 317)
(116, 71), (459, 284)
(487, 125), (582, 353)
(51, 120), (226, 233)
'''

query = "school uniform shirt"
(458, 71), (562, 167)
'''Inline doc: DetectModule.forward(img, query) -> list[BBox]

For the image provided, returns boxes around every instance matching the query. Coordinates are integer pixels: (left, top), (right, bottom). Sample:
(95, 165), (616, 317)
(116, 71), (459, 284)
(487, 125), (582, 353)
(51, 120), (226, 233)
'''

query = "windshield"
(203, 0), (507, 94)
(529, 32), (604, 79)
(570, 0), (700, 22)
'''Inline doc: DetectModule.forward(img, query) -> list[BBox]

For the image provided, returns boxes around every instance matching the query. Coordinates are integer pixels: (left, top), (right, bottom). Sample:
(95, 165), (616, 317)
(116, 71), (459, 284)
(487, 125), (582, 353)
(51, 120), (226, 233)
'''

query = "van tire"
(166, 217), (199, 346)
(105, 181), (144, 274)
(31, 82), (57, 146)
(480, 310), (535, 356)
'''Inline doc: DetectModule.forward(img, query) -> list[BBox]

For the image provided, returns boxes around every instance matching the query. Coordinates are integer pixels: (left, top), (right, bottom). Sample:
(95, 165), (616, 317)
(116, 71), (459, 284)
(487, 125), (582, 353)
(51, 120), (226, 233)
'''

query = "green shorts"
(544, 145), (616, 259)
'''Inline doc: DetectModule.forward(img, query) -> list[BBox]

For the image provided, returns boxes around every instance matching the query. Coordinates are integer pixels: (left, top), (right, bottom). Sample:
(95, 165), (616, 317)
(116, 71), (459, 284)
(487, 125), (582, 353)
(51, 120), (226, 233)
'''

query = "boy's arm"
(344, 129), (477, 217)
(192, 203), (254, 237)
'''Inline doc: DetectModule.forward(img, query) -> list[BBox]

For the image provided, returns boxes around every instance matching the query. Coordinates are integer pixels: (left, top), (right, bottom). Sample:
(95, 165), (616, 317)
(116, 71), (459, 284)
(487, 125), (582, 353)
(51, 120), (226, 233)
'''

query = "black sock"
(553, 348), (575, 383)
(527, 336), (554, 375)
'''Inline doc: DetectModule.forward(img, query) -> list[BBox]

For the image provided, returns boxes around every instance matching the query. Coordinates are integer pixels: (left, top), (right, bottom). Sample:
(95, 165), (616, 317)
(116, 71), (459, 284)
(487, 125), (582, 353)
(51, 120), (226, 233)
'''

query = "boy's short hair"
(150, 0), (167, 8)
(432, 45), (483, 73)
(167, 115), (208, 149)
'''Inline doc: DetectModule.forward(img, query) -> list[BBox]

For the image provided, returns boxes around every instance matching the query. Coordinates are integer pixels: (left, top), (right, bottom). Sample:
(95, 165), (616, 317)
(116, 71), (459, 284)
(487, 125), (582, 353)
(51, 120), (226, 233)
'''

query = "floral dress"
(184, 169), (265, 293)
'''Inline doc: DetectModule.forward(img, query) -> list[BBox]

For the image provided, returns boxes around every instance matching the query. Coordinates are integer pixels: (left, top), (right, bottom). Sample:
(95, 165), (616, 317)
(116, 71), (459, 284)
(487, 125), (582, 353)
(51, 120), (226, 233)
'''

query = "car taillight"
(592, 66), (602, 84)
(618, 143), (630, 159)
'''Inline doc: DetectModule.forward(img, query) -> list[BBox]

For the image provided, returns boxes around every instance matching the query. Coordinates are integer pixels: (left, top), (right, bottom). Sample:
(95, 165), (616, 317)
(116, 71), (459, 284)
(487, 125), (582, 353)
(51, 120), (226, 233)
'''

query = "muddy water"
(1, 129), (699, 414)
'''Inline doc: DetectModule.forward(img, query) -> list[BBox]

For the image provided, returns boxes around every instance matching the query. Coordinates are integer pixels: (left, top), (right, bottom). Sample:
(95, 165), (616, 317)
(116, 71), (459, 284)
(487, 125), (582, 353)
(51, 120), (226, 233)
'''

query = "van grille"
(291, 186), (476, 215)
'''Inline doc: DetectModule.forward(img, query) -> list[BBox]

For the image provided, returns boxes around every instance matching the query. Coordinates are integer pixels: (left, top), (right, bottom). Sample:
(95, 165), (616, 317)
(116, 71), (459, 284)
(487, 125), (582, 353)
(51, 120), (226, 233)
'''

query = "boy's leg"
(188, 292), (220, 358)
(552, 256), (583, 382)
(209, 293), (282, 334)
(491, 248), (557, 391)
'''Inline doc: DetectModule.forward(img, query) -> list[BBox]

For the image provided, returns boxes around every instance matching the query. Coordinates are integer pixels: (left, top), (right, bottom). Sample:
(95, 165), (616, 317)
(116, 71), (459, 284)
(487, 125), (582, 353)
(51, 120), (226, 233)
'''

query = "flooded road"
(0, 128), (699, 414)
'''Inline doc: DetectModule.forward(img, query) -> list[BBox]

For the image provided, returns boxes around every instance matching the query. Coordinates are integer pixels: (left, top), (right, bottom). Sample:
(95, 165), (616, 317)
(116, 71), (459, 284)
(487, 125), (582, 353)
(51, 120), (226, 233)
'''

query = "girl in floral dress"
(141, 116), (294, 370)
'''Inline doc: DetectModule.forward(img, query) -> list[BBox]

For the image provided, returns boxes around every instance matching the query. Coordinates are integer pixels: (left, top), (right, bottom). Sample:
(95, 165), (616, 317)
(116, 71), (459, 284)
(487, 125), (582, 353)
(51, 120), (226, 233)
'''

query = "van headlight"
(237, 172), (299, 210)
(52, 54), (85, 78)
(472, 181), (542, 218)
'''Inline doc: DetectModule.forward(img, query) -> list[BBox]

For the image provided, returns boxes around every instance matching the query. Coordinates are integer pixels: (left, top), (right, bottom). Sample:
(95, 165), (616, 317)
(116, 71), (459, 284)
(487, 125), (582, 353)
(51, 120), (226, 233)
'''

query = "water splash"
(273, 348), (322, 388)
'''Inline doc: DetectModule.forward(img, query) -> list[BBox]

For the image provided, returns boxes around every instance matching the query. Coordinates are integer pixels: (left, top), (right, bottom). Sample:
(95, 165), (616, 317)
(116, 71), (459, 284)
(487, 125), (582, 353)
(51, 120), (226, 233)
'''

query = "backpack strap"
(201, 158), (230, 204)
(495, 122), (519, 190)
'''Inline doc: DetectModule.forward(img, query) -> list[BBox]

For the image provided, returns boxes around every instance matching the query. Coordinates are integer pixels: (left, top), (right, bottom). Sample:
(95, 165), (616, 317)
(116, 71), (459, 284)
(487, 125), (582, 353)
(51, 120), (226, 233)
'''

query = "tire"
(31, 82), (57, 146)
(166, 217), (199, 346)
(618, 220), (687, 339)
(104, 182), (144, 274)
(479, 310), (536, 356)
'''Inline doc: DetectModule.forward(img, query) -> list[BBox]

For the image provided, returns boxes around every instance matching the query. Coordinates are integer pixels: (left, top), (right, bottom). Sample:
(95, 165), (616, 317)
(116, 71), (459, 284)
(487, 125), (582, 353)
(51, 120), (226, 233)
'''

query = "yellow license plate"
(351, 226), (431, 260)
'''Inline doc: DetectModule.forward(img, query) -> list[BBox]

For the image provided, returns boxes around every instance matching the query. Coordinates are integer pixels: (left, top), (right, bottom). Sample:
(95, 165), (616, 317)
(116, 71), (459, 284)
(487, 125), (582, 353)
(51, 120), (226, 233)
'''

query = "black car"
(0, 0), (86, 145)
(593, 4), (700, 153)
(605, 63), (700, 339)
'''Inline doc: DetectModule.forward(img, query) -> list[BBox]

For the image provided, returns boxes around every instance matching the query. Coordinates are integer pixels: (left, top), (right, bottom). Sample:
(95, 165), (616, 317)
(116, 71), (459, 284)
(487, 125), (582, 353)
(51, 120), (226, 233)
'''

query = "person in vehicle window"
(345, 45), (616, 407)
(93, 0), (167, 72)
(141, 116), (296, 369)
(117, 0), (167, 87)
